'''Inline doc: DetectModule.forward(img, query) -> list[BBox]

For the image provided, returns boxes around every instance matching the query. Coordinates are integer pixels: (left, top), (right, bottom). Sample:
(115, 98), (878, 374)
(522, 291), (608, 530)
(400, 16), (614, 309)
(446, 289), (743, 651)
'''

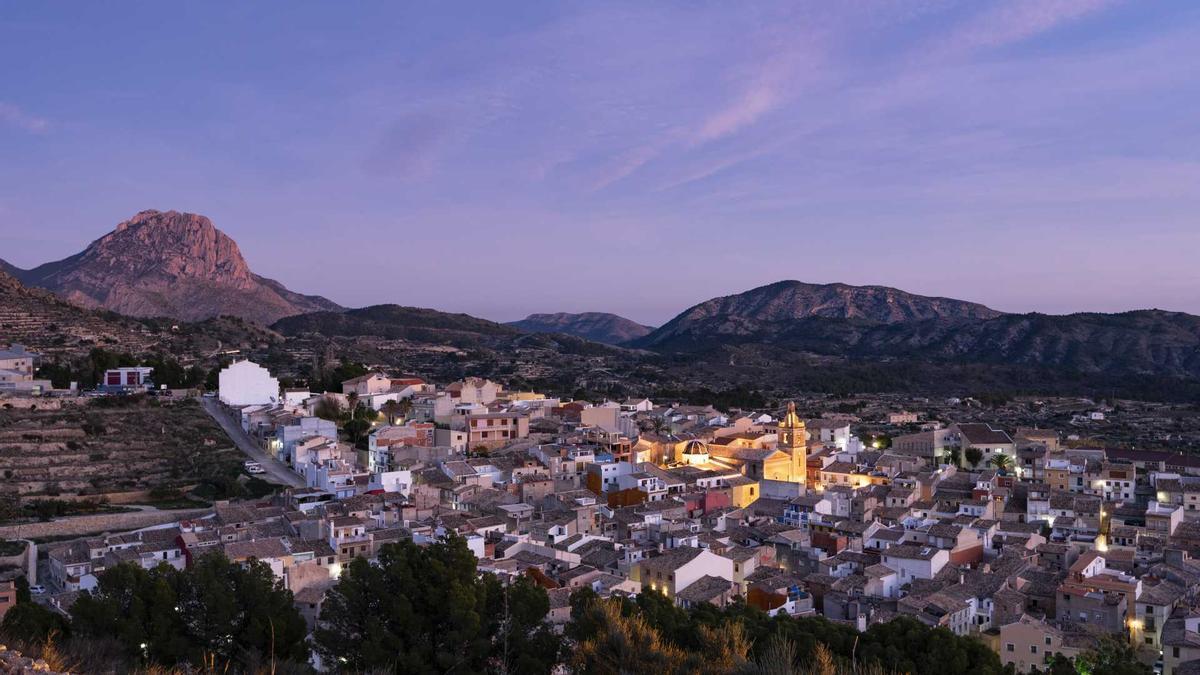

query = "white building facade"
(218, 360), (280, 406)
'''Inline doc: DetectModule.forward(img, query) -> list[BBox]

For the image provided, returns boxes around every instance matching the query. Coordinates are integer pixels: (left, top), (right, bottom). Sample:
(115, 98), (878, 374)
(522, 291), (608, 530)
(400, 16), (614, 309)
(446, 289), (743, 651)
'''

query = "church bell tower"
(779, 401), (807, 485)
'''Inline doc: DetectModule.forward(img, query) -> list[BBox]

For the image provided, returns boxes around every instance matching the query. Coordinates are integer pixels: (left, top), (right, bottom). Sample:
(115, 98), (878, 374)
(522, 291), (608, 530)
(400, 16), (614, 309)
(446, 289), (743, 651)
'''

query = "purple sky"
(2, 1), (1198, 325)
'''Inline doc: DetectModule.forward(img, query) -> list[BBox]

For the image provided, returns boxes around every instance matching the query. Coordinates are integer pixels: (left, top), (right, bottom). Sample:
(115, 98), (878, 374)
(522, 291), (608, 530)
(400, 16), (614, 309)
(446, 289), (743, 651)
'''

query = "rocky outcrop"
(0, 645), (63, 674)
(3, 210), (342, 324)
(507, 312), (653, 344)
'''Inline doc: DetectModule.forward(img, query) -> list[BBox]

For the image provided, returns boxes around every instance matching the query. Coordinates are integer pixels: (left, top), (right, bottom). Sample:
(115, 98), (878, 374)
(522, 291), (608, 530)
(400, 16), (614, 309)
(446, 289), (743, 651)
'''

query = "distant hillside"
(272, 304), (520, 348)
(636, 280), (1002, 350)
(636, 280), (1200, 379)
(508, 312), (653, 344)
(0, 269), (166, 358)
(3, 209), (342, 324)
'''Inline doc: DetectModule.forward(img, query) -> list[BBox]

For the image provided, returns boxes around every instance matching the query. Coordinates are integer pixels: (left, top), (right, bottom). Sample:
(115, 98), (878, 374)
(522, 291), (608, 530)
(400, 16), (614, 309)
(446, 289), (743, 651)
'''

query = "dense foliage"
(67, 553), (308, 670)
(35, 347), (207, 390)
(313, 537), (561, 673)
(2, 539), (1149, 674)
(567, 589), (1006, 675)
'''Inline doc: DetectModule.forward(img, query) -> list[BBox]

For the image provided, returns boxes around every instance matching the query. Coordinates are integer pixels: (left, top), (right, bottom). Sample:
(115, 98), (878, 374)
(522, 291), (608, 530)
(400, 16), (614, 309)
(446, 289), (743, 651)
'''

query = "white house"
(880, 544), (950, 582)
(274, 417), (338, 463)
(807, 419), (853, 451)
(371, 469), (413, 496)
(621, 398), (654, 413)
(632, 546), (735, 599)
(282, 389), (313, 407)
(218, 360), (280, 406)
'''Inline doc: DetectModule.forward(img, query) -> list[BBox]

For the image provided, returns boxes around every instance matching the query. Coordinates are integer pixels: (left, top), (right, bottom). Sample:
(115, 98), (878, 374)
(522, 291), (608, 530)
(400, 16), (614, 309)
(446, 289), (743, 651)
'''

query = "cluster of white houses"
(23, 358), (1200, 673)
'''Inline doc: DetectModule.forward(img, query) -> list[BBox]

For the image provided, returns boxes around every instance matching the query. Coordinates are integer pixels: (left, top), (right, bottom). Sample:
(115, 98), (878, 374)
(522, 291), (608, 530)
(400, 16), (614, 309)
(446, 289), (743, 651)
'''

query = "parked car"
(29, 584), (46, 595)
(244, 461), (266, 474)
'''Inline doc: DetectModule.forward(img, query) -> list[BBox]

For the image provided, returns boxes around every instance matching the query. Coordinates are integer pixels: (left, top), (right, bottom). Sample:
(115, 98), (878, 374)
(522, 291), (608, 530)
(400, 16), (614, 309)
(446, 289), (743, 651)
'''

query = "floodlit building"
(218, 360), (280, 406)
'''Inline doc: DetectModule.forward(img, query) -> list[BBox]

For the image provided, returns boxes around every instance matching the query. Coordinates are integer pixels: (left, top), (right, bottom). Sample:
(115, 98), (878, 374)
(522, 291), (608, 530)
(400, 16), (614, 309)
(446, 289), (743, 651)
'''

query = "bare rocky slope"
(2, 210), (341, 324)
(508, 312), (653, 344)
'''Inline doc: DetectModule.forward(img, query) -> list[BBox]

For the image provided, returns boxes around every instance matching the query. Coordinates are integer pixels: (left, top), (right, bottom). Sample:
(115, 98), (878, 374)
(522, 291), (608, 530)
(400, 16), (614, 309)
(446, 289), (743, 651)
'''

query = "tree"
(946, 447), (962, 467)
(480, 574), (562, 673)
(70, 554), (307, 670)
(315, 536), (558, 673)
(964, 446), (983, 468)
(313, 396), (344, 422)
(1074, 635), (1152, 675)
(204, 360), (227, 391)
(988, 453), (1013, 473)
(381, 399), (404, 425)
(0, 599), (68, 646)
(344, 418), (372, 448)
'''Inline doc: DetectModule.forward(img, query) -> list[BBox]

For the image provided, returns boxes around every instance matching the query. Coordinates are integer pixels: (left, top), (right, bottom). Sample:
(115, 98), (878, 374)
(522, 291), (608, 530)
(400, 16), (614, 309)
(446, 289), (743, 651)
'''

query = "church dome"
(680, 439), (710, 465)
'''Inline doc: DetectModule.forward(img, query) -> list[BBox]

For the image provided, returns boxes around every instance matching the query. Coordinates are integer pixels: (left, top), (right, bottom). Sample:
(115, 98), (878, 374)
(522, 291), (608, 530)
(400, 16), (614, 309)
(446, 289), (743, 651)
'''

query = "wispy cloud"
(0, 101), (48, 133)
(937, 0), (1119, 56)
(695, 73), (785, 144)
(693, 27), (826, 146)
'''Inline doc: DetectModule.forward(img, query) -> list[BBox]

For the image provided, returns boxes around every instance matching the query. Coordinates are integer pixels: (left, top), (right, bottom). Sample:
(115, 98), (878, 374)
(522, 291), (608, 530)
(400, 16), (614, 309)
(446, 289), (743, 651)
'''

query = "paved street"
(200, 396), (306, 488)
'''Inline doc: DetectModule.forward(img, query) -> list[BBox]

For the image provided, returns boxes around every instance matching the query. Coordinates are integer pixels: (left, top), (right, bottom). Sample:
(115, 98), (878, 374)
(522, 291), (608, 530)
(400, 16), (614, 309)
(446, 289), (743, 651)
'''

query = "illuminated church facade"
(654, 401), (809, 489)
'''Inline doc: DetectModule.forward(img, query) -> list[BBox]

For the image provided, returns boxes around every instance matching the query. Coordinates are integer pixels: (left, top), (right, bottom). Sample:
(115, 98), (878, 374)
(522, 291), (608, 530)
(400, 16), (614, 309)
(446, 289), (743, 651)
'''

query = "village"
(4, 343), (1200, 673)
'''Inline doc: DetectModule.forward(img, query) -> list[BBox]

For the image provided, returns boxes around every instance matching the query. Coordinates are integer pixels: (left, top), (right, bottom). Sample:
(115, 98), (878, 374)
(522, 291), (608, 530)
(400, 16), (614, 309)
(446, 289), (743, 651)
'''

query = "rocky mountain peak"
(5, 210), (341, 323)
(84, 209), (255, 288)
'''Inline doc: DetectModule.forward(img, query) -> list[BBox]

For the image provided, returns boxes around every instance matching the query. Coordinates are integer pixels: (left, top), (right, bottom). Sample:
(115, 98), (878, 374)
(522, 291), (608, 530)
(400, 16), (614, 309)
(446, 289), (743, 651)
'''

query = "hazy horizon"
(3, 2), (1198, 325)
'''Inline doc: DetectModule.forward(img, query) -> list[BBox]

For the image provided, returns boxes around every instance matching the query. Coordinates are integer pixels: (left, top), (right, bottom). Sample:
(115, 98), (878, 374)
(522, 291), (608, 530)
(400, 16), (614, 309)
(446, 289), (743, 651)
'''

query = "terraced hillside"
(0, 398), (242, 502)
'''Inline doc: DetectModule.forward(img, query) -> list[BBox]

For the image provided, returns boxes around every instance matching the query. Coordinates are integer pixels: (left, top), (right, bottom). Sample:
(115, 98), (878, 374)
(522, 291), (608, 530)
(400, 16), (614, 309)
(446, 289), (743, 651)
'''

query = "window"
(1006, 644), (1014, 653)
(1045, 636), (1052, 646)
(1030, 646), (1038, 654)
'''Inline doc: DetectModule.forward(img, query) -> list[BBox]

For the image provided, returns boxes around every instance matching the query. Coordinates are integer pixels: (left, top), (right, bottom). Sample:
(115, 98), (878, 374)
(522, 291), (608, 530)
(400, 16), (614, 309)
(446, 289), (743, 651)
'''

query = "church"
(658, 401), (809, 489)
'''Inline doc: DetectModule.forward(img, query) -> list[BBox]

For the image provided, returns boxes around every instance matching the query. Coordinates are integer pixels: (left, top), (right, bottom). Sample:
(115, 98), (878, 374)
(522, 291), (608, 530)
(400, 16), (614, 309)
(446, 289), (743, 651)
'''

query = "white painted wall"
(218, 360), (280, 406)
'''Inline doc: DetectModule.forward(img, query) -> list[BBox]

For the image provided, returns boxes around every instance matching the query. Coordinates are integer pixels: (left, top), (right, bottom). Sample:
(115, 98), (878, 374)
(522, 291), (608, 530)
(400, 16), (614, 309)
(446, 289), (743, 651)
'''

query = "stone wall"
(0, 507), (212, 540)
(0, 540), (33, 583)
(39, 486), (200, 505)
(0, 398), (59, 411)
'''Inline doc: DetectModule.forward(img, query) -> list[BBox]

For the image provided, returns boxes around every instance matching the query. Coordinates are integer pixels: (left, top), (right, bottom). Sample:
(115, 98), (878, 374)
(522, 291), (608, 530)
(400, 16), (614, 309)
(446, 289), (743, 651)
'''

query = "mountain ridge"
(507, 312), (653, 344)
(634, 281), (1200, 379)
(4, 209), (342, 324)
(634, 280), (1004, 349)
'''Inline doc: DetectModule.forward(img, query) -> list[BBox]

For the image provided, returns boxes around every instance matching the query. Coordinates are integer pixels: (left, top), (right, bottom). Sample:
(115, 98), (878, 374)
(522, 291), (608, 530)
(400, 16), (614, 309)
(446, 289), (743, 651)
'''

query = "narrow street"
(200, 396), (306, 488)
